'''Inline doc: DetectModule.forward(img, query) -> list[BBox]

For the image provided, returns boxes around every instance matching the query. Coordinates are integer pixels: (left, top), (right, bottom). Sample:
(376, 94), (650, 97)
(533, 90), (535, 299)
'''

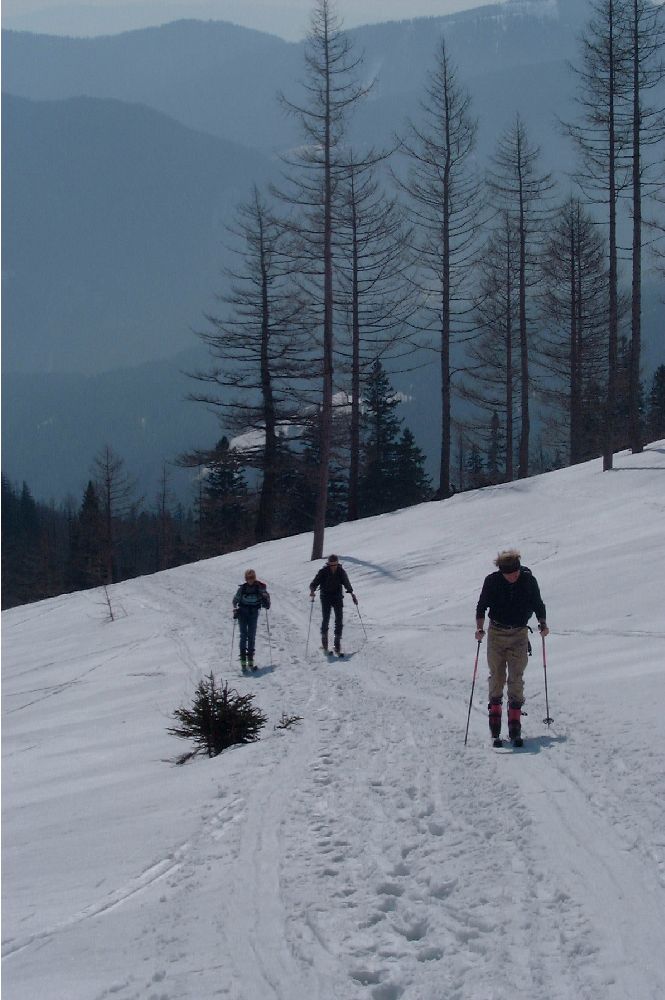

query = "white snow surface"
(3, 443), (665, 1000)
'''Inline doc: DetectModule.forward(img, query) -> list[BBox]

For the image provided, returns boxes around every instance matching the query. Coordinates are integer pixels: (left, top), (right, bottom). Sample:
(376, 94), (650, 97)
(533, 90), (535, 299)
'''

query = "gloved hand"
(538, 622), (549, 637)
(233, 608), (239, 620)
(351, 594), (358, 605)
(309, 592), (315, 602)
(475, 628), (485, 641)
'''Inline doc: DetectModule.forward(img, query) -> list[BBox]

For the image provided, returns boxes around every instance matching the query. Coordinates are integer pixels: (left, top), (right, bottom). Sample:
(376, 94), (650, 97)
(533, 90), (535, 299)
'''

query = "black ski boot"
(488, 698), (502, 743)
(508, 701), (523, 747)
(321, 633), (329, 653)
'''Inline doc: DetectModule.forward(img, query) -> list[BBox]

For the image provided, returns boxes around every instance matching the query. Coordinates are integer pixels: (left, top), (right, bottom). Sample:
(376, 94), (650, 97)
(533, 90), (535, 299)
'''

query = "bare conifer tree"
(187, 186), (307, 543)
(487, 114), (554, 479)
(567, 0), (632, 470)
(276, 0), (369, 558)
(93, 445), (140, 584)
(397, 38), (482, 498)
(624, 0), (665, 454)
(538, 197), (610, 464)
(462, 213), (520, 482)
(336, 152), (414, 520)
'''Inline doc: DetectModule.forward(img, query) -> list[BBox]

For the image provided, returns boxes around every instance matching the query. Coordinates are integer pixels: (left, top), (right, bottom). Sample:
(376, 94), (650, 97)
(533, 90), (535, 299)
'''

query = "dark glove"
(233, 608), (239, 620)
(351, 593), (358, 605)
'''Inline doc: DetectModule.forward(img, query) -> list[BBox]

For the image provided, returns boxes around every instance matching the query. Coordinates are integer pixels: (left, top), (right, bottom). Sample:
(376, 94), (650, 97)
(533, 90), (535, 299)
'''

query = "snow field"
(3, 443), (665, 999)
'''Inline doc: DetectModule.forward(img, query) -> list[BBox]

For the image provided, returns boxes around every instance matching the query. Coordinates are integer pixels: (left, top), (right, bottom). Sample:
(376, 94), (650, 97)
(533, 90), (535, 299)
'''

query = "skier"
(309, 554), (357, 655)
(233, 569), (270, 672)
(474, 549), (549, 746)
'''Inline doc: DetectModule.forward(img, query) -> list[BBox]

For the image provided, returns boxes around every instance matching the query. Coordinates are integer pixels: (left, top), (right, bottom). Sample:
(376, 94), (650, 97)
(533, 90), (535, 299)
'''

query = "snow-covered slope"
(3, 444), (665, 1000)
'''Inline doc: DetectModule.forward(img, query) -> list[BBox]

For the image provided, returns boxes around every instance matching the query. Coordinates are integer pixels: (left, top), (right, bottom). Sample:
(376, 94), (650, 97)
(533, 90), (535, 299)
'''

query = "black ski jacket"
(233, 581), (270, 614)
(475, 566), (546, 628)
(310, 565), (353, 601)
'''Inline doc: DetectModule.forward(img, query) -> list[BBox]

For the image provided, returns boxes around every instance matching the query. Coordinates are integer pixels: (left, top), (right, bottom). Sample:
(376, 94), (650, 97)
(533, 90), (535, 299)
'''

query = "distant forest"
(3, 361), (664, 610)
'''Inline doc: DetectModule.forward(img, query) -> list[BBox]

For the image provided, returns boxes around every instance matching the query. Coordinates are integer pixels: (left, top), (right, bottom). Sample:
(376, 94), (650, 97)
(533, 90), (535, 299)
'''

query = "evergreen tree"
(646, 365), (665, 441)
(614, 336), (645, 448)
(69, 481), (106, 590)
(1, 479), (52, 607)
(487, 411), (504, 484)
(199, 438), (249, 557)
(358, 360), (403, 516)
(466, 442), (486, 490)
(392, 428), (432, 508)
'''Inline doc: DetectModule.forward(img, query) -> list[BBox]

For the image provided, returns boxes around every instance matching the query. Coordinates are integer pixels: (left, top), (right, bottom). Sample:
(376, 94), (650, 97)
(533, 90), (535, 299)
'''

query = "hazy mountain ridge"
(2, 20), (300, 150)
(2, 91), (275, 373)
(2, 5), (584, 149)
(1, 347), (220, 504)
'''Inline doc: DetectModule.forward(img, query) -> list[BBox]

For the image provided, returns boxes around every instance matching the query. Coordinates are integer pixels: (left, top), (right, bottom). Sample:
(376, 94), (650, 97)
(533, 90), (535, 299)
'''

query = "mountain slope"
(1, 93), (274, 372)
(3, 444), (665, 1000)
(1, 2), (587, 149)
(1, 19), (300, 150)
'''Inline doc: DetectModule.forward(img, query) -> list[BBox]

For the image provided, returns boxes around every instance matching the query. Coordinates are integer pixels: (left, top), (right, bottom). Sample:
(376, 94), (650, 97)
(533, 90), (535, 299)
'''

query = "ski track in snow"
(3, 448), (665, 1000)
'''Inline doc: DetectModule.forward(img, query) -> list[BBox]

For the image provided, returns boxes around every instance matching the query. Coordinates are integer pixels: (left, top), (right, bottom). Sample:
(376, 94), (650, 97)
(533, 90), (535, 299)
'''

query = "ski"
(492, 738), (525, 752)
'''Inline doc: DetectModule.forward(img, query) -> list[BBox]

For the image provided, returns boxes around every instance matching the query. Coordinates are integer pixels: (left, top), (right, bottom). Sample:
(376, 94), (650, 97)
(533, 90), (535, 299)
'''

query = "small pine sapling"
(169, 672), (267, 763)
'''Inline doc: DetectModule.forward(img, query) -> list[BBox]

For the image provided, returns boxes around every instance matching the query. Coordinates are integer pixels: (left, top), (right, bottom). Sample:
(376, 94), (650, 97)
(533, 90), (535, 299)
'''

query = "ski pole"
(229, 617), (236, 670)
(353, 598), (367, 640)
(305, 597), (314, 656)
(541, 632), (554, 726)
(265, 608), (273, 668)
(464, 640), (482, 746)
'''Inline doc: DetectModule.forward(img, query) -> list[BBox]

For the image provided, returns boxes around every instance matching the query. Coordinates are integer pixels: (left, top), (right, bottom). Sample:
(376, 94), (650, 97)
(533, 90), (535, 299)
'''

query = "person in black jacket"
(475, 549), (549, 743)
(309, 554), (357, 654)
(233, 569), (270, 672)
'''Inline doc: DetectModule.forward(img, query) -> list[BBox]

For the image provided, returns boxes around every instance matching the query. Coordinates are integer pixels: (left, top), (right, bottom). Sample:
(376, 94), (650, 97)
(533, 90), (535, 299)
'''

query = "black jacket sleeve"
(529, 575), (546, 621)
(341, 568), (353, 593)
(310, 568), (323, 592)
(475, 575), (492, 619)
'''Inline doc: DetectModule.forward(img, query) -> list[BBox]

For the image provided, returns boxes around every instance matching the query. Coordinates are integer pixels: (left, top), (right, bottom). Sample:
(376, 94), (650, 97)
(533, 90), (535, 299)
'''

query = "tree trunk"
(629, 0), (643, 454)
(604, 1), (618, 471)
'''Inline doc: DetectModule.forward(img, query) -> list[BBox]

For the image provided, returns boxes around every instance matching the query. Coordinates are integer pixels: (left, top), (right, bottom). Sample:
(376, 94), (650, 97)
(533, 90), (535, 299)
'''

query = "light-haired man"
(475, 549), (549, 747)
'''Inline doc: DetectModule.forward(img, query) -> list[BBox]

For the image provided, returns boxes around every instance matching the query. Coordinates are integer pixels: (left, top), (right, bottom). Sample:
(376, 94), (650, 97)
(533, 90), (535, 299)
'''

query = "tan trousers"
(487, 625), (529, 704)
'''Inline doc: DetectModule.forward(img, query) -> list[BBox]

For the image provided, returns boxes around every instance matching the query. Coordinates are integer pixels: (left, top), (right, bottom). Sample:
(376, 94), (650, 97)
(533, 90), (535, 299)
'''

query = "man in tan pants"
(475, 549), (549, 746)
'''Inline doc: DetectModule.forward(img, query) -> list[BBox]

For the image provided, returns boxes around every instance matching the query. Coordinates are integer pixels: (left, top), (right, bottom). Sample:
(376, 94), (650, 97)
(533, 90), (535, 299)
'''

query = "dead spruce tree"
(461, 212), (521, 482)
(567, 0), (632, 470)
(538, 197), (610, 464)
(187, 186), (307, 543)
(623, 0), (665, 454)
(487, 114), (555, 480)
(335, 151), (414, 520)
(276, 0), (369, 558)
(397, 38), (483, 499)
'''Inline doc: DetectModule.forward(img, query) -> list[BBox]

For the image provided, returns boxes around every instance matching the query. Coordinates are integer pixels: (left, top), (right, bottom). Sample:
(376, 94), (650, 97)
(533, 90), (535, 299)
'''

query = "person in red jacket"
(475, 549), (549, 745)
(309, 554), (357, 654)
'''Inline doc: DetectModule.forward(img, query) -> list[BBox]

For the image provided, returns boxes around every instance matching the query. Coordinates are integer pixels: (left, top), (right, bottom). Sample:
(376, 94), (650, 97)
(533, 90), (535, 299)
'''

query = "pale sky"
(2, 0), (502, 40)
